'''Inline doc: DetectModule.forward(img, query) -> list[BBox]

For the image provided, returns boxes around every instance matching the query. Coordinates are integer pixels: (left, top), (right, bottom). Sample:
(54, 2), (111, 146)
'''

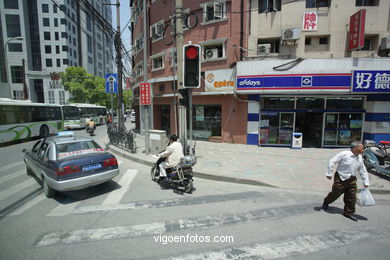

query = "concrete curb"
(106, 143), (390, 195)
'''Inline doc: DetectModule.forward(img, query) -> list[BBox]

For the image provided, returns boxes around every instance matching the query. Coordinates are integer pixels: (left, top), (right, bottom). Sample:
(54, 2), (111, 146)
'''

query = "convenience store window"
(192, 105), (222, 139)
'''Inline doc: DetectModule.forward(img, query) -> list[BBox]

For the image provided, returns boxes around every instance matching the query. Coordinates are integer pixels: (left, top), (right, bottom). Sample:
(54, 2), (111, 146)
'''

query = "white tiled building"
(0, 0), (114, 104)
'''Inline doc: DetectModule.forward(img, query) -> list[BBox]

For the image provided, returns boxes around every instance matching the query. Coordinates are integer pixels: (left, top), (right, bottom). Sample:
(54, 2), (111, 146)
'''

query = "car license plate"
(83, 163), (102, 171)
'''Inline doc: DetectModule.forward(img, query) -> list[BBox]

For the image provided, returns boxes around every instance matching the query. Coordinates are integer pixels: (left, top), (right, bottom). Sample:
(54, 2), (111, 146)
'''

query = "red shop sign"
(140, 82), (151, 105)
(349, 9), (366, 50)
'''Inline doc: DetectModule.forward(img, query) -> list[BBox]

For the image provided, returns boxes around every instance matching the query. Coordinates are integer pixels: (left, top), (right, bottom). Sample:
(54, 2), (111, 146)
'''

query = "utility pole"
(175, 0), (187, 154)
(115, 0), (123, 129)
(143, 0), (150, 154)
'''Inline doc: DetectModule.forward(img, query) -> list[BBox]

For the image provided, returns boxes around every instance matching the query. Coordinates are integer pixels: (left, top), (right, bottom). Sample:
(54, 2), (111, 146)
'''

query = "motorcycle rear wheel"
(151, 166), (159, 182)
(184, 179), (193, 193)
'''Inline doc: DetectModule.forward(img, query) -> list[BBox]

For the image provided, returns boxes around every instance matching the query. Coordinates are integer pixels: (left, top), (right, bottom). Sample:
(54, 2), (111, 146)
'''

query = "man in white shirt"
(322, 141), (369, 221)
(157, 134), (184, 182)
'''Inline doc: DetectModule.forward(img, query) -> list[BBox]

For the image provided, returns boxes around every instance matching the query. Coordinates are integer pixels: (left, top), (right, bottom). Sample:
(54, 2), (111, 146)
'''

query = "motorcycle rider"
(157, 134), (184, 182)
(86, 118), (96, 132)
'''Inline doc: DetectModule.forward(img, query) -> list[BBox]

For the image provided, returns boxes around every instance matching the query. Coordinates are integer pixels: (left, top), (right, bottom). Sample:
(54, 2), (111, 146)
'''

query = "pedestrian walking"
(322, 141), (369, 221)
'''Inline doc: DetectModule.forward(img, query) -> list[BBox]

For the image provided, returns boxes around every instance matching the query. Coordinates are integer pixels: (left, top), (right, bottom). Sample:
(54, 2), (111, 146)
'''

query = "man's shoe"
(322, 202), (329, 210)
(343, 214), (358, 222)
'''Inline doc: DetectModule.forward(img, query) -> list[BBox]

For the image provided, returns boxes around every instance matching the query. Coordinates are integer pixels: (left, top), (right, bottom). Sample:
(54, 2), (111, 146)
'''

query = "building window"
(192, 105), (222, 138)
(87, 35), (93, 53)
(54, 18), (58, 27)
(133, 0), (143, 17)
(135, 34), (144, 52)
(10, 66), (23, 83)
(63, 59), (69, 65)
(356, 0), (379, 6)
(61, 18), (67, 25)
(48, 91), (55, 104)
(8, 43), (23, 52)
(305, 35), (330, 52)
(73, 50), (77, 58)
(43, 18), (50, 27)
(13, 90), (24, 100)
(151, 53), (165, 71)
(4, 0), (18, 9)
(150, 21), (164, 42)
(62, 46), (68, 52)
(59, 91), (65, 105)
(259, 0), (281, 13)
(6, 15), (21, 37)
(56, 46), (60, 54)
(55, 32), (59, 40)
(202, 1), (227, 24)
(360, 35), (379, 51)
(42, 4), (49, 13)
(88, 56), (93, 64)
(61, 32), (68, 38)
(257, 38), (280, 54)
(44, 32), (51, 40)
(86, 13), (92, 31)
(45, 45), (52, 54)
(46, 59), (53, 67)
(72, 25), (76, 34)
(73, 37), (77, 46)
(201, 39), (227, 61)
(53, 4), (58, 13)
(306, 0), (331, 8)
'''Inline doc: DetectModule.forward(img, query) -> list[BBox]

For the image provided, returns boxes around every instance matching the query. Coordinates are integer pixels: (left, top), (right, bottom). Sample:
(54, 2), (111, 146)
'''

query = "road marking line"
(71, 191), (264, 215)
(0, 161), (24, 173)
(102, 169), (137, 205)
(35, 222), (166, 247)
(47, 200), (81, 217)
(0, 169), (25, 184)
(168, 230), (384, 260)
(9, 193), (46, 216)
(0, 178), (36, 202)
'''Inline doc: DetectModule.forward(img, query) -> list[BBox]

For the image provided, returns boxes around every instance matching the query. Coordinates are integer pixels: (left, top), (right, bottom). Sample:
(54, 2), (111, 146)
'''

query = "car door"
(35, 141), (50, 181)
(26, 140), (43, 176)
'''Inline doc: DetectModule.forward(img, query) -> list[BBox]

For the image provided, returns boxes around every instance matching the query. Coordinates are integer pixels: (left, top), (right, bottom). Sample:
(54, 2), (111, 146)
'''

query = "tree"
(60, 66), (110, 106)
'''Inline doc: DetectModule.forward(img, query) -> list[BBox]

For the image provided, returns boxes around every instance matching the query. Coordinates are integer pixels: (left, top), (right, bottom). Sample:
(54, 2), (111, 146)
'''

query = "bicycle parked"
(107, 123), (137, 153)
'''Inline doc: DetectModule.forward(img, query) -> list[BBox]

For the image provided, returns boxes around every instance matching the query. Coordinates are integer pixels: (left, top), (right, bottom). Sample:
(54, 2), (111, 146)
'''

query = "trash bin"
(291, 132), (302, 149)
(148, 130), (167, 154)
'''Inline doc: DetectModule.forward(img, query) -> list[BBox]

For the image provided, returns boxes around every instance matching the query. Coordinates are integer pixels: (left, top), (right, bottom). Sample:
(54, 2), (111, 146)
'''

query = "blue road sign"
(105, 73), (118, 93)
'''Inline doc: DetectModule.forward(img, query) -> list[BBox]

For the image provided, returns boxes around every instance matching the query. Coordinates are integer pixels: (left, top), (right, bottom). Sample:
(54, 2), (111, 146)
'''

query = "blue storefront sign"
(237, 73), (351, 92)
(352, 70), (390, 93)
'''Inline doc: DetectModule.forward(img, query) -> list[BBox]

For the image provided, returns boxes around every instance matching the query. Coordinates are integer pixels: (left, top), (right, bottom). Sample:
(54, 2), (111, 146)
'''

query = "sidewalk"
(106, 132), (390, 194)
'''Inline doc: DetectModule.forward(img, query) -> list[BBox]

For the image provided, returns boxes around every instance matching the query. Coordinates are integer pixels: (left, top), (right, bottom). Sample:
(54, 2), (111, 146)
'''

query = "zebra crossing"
(1, 159), (388, 259)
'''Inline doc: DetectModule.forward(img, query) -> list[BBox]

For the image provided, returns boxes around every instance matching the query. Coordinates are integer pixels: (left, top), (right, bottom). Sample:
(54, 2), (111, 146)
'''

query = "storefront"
(237, 59), (390, 148)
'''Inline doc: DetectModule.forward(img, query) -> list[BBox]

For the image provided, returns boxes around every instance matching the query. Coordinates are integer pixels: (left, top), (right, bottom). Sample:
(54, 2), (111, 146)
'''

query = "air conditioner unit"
(205, 48), (218, 60)
(282, 28), (300, 41)
(257, 44), (271, 55)
(380, 36), (390, 51)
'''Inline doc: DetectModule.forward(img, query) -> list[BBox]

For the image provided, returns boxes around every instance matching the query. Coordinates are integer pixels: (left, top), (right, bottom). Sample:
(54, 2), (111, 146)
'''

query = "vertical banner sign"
(140, 82), (151, 105)
(302, 12), (318, 31)
(349, 9), (366, 50)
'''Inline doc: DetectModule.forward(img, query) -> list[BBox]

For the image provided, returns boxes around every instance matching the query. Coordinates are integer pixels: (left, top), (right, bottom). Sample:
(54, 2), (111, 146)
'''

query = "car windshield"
(56, 141), (104, 160)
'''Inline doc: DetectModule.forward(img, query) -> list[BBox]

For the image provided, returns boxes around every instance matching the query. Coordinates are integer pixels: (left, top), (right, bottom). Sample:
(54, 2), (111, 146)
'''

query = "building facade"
(239, 0), (390, 147)
(131, 0), (250, 143)
(0, 0), (114, 104)
(131, 0), (390, 147)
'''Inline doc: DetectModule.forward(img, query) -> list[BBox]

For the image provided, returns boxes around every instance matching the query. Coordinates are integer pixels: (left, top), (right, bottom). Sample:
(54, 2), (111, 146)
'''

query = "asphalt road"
(0, 125), (390, 260)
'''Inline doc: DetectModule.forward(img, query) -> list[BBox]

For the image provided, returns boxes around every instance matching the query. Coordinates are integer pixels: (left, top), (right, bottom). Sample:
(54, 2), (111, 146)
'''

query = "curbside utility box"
(291, 132), (303, 149)
(149, 130), (167, 154)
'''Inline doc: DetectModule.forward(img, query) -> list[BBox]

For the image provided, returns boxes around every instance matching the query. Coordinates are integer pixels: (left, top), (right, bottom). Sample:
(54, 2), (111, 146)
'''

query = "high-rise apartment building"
(0, 0), (115, 104)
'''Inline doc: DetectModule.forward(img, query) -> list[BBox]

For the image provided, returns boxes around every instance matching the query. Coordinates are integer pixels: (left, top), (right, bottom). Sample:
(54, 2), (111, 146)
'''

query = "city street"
(0, 125), (390, 259)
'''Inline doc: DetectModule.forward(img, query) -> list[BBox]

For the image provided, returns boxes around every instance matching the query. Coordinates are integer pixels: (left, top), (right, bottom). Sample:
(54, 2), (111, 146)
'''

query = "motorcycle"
(86, 126), (95, 136)
(151, 154), (196, 193)
(363, 139), (390, 176)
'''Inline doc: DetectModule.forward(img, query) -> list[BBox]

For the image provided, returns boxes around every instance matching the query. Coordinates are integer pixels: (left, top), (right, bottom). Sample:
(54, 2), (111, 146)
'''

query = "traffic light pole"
(143, 0), (150, 154)
(175, 0), (188, 154)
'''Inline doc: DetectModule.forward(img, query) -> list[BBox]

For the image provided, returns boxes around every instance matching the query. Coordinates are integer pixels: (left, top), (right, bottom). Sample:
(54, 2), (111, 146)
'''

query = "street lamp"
(3, 37), (23, 99)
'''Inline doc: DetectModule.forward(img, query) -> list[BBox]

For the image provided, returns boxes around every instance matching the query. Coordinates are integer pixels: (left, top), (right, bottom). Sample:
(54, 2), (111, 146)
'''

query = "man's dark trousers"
(324, 172), (357, 216)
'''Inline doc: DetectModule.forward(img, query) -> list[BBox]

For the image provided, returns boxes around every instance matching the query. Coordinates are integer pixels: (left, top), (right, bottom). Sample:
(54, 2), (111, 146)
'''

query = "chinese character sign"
(349, 9), (366, 50)
(302, 12), (317, 31)
(140, 82), (151, 105)
(353, 71), (390, 93)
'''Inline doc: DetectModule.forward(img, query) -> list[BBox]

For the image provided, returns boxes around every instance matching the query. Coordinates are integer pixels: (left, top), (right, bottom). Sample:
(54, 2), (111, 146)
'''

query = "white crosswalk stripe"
(0, 161), (24, 173)
(102, 169), (137, 205)
(47, 200), (81, 217)
(0, 178), (36, 202)
(0, 169), (25, 184)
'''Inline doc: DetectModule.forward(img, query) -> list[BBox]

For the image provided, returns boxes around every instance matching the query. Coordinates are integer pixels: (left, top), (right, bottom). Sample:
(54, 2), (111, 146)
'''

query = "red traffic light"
(185, 46), (198, 60)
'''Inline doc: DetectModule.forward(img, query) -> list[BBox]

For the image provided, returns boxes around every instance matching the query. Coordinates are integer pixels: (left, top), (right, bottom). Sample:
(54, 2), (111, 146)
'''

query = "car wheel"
(39, 125), (49, 138)
(42, 177), (55, 198)
(26, 166), (33, 176)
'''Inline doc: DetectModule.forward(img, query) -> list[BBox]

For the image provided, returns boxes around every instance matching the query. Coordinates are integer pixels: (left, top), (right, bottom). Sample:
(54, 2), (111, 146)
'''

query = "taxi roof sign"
(56, 131), (75, 137)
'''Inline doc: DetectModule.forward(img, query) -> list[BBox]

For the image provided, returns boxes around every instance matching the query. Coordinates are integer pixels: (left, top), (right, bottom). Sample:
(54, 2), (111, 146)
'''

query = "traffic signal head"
(183, 44), (201, 88)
